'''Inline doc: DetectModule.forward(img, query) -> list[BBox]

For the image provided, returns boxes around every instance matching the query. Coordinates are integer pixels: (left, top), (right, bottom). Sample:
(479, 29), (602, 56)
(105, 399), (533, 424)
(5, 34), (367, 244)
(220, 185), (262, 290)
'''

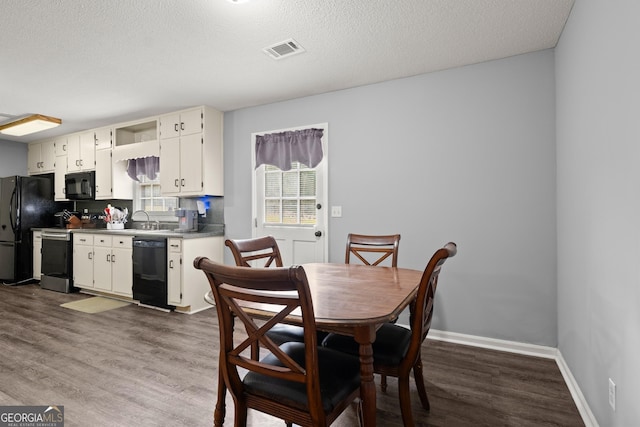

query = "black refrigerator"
(0, 175), (58, 283)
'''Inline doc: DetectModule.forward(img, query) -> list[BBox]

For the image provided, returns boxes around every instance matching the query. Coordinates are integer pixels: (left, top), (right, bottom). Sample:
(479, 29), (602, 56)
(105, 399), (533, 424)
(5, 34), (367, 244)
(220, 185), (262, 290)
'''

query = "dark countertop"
(33, 224), (224, 239)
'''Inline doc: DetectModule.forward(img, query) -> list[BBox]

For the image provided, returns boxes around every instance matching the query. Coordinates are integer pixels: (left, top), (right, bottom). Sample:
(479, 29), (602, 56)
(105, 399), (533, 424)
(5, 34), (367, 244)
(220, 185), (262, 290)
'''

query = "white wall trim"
(426, 329), (598, 427)
(556, 350), (599, 427)
(427, 329), (558, 358)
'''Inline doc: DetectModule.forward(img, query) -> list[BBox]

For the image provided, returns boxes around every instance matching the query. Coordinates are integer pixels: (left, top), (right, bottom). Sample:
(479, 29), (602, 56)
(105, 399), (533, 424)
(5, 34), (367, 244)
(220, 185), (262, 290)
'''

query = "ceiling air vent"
(263, 38), (306, 60)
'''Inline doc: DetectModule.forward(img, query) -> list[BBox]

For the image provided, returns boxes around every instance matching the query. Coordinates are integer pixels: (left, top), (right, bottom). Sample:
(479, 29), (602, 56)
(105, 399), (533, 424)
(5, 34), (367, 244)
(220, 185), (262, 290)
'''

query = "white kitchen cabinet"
(73, 234), (95, 289)
(94, 127), (112, 150)
(27, 140), (56, 174)
(111, 237), (133, 297)
(167, 236), (223, 313)
(93, 235), (113, 292)
(167, 239), (183, 305)
(159, 108), (202, 139)
(54, 136), (68, 156)
(32, 231), (42, 280)
(160, 134), (202, 194)
(95, 147), (133, 200)
(74, 233), (133, 296)
(95, 149), (112, 199)
(54, 154), (68, 201)
(66, 132), (96, 172)
(159, 106), (223, 196)
(92, 235), (133, 296)
(52, 137), (69, 201)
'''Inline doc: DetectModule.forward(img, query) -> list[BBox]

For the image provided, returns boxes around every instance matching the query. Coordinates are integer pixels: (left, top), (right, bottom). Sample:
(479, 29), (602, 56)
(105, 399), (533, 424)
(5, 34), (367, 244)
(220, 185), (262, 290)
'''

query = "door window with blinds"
(264, 162), (317, 226)
(253, 124), (328, 265)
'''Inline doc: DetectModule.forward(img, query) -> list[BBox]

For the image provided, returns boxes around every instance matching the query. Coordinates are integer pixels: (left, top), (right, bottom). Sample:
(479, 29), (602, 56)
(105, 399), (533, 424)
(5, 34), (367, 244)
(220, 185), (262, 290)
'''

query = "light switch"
(331, 206), (342, 217)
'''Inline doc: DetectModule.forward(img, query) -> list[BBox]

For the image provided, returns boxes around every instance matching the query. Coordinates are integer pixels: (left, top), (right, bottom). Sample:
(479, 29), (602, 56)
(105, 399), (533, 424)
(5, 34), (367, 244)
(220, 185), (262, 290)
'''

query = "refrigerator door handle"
(9, 186), (19, 232)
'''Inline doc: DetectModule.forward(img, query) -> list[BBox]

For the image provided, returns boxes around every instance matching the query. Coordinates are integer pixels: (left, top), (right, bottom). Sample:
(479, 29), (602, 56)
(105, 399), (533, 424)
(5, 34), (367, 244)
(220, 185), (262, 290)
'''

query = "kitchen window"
(133, 174), (178, 220)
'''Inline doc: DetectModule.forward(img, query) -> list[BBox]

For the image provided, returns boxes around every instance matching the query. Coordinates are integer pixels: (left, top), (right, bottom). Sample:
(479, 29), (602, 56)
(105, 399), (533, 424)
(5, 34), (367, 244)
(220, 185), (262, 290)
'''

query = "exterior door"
(252, 124), (328, 266)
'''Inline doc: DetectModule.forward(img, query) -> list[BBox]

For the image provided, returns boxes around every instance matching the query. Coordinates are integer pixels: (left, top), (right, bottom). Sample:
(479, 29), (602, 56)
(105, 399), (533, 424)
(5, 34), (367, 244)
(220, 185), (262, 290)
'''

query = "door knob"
(316, 203), (322, 209)
(315, 231), (322, 237)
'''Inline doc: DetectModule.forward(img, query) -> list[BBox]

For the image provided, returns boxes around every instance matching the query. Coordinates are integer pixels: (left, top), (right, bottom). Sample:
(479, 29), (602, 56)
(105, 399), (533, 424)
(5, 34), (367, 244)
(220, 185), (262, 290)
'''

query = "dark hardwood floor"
(0, 283), (583, 427)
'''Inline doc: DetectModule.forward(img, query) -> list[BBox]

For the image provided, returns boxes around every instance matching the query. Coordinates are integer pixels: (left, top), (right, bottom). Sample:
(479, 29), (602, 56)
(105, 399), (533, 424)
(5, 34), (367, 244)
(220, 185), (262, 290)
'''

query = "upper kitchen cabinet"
(95, 148), (133, 200)
(159, 106), (223, 197)
(94, 127), (113, 150)
(66, 132), (96, 172)
(27, 140), (56, 174)
(159, 108), (202, 139)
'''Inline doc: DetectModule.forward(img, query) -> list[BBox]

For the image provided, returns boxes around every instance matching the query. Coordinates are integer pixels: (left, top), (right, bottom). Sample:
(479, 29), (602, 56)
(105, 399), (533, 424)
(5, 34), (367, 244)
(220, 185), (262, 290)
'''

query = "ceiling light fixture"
(0, 114), (62, 136)
(226, 0), (250, 4)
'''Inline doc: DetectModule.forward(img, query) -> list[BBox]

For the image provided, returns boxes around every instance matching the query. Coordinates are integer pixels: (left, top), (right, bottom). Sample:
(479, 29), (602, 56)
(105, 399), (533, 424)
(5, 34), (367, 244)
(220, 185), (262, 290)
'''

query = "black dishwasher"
(132, 237), (174, 310)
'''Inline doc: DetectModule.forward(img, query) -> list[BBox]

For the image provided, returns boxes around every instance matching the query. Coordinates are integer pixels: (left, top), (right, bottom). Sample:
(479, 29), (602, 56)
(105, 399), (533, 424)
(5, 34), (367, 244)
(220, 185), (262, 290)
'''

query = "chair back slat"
(345, 233), (401, 267)
(225, 236), (283, 268)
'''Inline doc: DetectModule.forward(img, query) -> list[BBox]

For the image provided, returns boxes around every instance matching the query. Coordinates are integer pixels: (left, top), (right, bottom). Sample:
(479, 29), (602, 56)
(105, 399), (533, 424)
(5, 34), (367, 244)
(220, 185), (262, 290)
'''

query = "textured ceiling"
(0, 0), (574, 142)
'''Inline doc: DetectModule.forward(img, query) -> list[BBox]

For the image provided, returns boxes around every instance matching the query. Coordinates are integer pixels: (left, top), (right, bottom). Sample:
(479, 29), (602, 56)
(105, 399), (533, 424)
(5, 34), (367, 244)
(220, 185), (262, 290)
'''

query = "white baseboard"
(427, 329), (558, 358)
(425, 329), (598, 427)
(556, 350), (599, 427)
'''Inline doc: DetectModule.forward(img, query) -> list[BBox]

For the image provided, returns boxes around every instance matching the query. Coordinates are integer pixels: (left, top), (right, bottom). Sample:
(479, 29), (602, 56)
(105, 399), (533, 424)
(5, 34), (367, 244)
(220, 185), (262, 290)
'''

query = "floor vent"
(263, 39), (305, 60)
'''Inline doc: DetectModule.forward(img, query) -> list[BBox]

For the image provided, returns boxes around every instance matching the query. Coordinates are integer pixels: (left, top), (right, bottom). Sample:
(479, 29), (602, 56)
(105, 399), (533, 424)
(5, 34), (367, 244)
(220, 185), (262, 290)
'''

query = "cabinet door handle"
(174, 123), (179, 132)
(111, 254), (115, 263)
(76, 160), (80, 166)
(181, 179), (185, 187)
(180, 122), (185, 131)
(107, 254), (111, 262)
(88, 252), (93, 260)
(169, 260), (174, 269)
(174, 179), (179, 188)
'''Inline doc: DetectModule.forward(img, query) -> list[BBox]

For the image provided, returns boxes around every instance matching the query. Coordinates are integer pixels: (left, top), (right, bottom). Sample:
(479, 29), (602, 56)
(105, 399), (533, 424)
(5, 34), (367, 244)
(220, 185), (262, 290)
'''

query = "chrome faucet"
(132, 210), (151, 229)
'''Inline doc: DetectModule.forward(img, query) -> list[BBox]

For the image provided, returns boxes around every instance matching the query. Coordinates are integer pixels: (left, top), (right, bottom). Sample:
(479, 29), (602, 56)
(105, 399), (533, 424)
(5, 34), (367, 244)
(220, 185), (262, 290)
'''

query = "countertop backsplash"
(64, 196), (223, 231)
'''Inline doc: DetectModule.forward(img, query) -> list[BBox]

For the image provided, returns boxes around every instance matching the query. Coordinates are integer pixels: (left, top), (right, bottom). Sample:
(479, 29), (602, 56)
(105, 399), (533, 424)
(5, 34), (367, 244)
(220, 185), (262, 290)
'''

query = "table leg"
(213, 367), (226, 427)
(354, 326), (377, 427)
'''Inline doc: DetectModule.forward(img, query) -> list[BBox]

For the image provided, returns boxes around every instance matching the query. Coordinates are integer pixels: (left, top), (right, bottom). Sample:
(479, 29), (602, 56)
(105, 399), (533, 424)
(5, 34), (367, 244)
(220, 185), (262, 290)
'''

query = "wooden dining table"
(210, 262), (424, 427)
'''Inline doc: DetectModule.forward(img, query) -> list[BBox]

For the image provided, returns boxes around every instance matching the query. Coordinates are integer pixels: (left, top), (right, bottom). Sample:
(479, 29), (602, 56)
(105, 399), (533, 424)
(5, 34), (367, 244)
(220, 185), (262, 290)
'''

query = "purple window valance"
(255, 128), (324, 171)
(127, 156), (159, 182)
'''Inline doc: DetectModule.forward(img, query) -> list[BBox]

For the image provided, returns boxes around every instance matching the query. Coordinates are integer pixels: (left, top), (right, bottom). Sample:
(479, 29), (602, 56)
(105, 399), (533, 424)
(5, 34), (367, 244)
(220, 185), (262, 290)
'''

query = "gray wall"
(224, 49), (557, 347)
(0, 139), (27, 176)
(556, 1), (640, 425)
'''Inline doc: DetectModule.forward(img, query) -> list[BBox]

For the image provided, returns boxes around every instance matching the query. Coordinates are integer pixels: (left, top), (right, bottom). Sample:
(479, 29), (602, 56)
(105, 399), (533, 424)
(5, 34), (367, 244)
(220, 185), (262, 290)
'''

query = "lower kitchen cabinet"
(111, 238), (133, 296)
(73, 234), (94, 288)
(33, 231), (42, 280)
(167, 236), (223, 313)
(73, 233), (133, 297)
(72, 231), (221, 312)
(93, 235), (133, 296)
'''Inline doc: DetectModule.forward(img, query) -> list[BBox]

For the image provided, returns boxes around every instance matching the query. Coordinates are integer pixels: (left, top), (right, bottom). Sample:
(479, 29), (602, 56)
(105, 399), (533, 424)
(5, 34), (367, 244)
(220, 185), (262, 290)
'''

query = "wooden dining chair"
(263, 233), (403, 347)
(345, 233), (401, 267)
(194, 257), (362, 427)
(322, 242), (457, 427)
(225, 236), (283, 268)
(225, 236), (310, 348)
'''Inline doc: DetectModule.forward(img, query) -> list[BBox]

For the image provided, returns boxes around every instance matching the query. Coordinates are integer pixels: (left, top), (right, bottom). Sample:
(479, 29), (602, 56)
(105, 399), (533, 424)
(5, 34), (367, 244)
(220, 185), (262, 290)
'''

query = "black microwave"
(65, 171), (96, 200)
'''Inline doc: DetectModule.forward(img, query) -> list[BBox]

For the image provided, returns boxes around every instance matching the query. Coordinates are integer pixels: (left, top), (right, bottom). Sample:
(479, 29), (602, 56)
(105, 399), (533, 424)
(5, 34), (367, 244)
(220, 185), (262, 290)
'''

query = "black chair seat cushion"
(266, 324), (329, 346)
(322, 324), (412, 366)
(244, 342), (361, 413)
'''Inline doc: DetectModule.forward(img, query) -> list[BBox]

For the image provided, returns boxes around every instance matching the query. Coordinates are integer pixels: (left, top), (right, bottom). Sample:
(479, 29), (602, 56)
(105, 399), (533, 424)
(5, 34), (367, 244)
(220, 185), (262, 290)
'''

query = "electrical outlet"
(609, 378), (616, 411)
(331, 206), (342, 217)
